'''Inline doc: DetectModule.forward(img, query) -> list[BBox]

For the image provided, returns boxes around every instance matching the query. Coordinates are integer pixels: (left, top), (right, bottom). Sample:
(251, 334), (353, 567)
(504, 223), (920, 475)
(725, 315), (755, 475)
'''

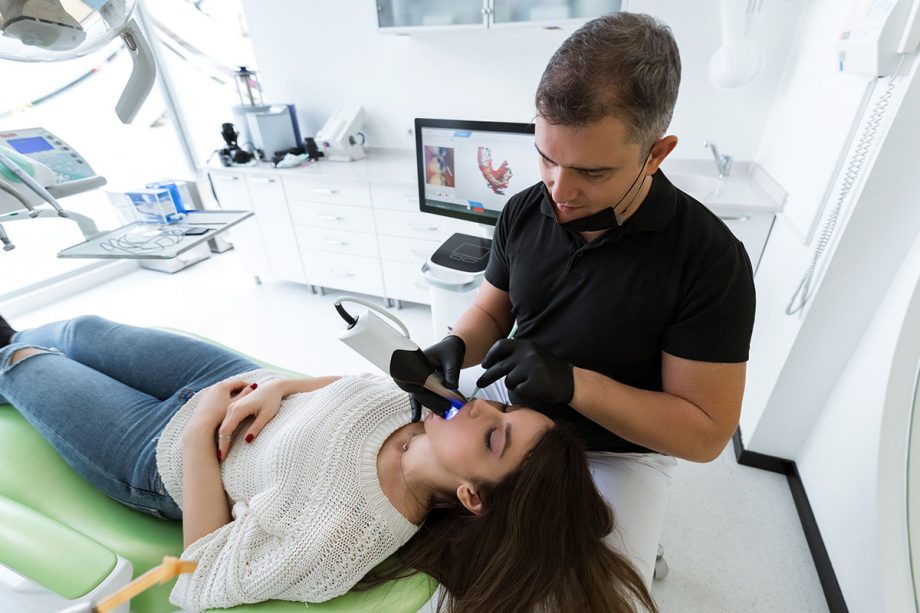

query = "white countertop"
(209, 148), (785, 213)
(210, 148), (418, 184)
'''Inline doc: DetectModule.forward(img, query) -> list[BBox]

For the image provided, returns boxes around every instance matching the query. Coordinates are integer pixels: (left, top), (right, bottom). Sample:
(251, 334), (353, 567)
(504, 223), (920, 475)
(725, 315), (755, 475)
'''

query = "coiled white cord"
(786, 62), (904, 316)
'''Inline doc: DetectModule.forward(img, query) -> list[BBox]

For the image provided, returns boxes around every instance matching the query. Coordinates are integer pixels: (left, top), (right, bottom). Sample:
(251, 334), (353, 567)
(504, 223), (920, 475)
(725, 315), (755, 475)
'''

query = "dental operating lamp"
(0, 1), (158, 250)
(0, 0), (156, 123)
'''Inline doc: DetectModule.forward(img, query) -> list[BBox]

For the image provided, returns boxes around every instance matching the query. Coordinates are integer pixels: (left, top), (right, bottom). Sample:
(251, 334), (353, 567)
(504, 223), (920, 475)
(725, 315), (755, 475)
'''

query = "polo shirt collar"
(539, 168), (677, 236)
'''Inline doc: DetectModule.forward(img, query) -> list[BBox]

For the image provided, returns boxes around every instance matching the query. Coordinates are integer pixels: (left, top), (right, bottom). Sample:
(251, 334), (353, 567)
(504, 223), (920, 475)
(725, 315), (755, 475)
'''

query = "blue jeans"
(0, 316), (260, 520)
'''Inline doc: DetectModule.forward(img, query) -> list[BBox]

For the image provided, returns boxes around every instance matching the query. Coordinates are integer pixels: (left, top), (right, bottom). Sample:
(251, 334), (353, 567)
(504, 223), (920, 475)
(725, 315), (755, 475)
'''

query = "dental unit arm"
(335, 296), (466, 422)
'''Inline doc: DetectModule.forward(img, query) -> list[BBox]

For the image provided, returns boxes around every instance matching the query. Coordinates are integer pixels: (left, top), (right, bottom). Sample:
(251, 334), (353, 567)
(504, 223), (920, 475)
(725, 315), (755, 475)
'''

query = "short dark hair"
(535, 12), (681, 151)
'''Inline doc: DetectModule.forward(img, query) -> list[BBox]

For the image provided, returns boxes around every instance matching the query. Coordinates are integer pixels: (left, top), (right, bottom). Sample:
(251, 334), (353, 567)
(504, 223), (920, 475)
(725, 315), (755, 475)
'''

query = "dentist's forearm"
(451, 304), (509, 367)
(570, 368), (727, 463)
(181, 427), (232, 549)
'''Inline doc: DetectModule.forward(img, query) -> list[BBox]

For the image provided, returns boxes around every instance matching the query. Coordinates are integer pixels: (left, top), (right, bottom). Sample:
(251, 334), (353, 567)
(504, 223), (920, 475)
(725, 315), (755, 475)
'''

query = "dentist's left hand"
(476, 338), (574, 406)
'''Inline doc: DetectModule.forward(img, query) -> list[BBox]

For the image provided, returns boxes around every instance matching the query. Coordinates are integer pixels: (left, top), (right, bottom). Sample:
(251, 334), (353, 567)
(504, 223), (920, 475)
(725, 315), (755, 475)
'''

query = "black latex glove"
(394, 335), (466, 422)
(476, 338), (574, 405)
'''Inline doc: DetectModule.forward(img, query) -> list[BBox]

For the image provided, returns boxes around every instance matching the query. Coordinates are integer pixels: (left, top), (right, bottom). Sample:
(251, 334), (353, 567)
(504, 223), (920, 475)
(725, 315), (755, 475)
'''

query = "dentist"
(401, 12), (756, 586)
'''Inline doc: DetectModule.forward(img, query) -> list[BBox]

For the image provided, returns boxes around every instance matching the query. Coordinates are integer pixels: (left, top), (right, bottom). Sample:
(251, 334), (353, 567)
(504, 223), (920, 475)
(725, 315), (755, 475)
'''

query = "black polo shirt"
(484, 169), (756, 453)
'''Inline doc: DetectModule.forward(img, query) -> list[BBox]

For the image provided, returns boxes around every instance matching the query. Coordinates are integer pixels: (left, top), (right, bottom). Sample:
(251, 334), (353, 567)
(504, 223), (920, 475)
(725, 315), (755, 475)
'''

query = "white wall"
(795, 225), (920, 613)
(740, 0), (920, 457)
(739, 3), (920, 606)
(241, 0), (802, 161)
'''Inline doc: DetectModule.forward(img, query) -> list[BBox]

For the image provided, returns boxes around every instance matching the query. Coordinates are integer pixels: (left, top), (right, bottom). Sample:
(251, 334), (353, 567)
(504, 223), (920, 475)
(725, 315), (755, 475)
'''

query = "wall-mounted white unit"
(376, 0), (623, 33)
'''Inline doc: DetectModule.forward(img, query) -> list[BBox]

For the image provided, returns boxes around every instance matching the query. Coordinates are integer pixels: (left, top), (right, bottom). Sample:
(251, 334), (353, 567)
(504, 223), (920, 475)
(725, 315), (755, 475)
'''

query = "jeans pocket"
(152, 471), (168, 497)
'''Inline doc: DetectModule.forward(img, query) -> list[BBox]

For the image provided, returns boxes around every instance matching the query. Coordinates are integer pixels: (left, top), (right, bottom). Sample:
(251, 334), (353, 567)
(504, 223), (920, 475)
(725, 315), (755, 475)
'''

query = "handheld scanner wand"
(335, 297), (466, 419)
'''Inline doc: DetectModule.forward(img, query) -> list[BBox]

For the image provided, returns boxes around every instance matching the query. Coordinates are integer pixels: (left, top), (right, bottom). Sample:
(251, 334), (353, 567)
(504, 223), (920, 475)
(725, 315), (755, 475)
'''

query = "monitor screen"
(415, 118), (539, 226)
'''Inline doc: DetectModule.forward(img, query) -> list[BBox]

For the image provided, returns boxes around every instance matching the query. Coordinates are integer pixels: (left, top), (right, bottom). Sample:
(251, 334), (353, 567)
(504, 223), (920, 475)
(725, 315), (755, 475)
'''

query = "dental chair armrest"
(0, 495), (132, 608)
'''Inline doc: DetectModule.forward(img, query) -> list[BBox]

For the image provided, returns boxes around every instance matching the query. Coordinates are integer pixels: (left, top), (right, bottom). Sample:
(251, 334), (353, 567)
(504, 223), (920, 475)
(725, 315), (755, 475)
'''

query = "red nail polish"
(250, 383), (258, 390)
(217, 449), (222, 462)
(245, 433), (254, 443)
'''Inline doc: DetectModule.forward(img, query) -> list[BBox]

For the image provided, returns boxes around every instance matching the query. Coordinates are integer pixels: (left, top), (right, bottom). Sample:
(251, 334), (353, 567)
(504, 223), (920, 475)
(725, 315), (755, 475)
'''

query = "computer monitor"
(415, 118), (540, 226)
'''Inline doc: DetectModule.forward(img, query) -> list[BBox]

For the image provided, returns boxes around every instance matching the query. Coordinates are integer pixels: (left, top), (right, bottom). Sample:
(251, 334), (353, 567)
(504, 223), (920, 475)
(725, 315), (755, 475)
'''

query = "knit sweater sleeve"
(169, 489), (356, 610)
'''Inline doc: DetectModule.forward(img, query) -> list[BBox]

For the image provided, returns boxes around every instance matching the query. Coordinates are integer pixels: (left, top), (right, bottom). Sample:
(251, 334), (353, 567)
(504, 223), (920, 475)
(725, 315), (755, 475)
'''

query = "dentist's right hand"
(394, 335), (466, 421)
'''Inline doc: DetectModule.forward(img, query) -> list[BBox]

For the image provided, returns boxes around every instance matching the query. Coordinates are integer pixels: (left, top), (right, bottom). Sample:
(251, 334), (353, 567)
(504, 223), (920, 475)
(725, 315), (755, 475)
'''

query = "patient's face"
(421, 399), (553, 486)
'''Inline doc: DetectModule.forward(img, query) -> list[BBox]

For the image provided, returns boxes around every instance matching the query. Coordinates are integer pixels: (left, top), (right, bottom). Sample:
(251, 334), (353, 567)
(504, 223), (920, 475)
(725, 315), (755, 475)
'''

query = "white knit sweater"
(155, 370), (421, 611)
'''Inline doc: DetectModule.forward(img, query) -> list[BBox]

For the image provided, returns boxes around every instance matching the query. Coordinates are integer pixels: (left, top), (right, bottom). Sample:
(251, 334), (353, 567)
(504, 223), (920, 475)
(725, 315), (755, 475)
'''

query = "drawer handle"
(250, 177), (276, 183)
(719, 215), (751, 222)
(318, 214), (344, 221)
(313, 188), (339, 195)
(214, 175), (239, 181)
(324, 240), (349, 246)
(329, 270), (355, 278)
(408, 223), (438, 232)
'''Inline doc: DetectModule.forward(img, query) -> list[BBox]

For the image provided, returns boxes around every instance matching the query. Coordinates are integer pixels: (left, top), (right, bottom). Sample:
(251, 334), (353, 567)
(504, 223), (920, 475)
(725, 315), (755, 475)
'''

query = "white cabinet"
(491, 0), (623, 25)
(211, 155), (779, 304)
(209, 170), (307, 284)
(376, 0), (622, 32)
(209, 171), (271, 279)
(376, 0), (486, 30)
(372, 180), (466, 304)
(284, 173), (386, 298)
(302, 251), (385, 297)
(247, 174), (307, 284)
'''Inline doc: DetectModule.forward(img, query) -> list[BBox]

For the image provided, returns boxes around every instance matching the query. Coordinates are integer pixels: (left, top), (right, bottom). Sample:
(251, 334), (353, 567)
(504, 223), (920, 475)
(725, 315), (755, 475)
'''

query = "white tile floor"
(3, 249), (830, 612)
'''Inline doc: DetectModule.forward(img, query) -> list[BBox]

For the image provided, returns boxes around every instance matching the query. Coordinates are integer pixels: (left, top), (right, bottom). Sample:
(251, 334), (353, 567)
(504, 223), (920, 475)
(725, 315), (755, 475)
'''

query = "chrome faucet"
(703, 141), (732, 178)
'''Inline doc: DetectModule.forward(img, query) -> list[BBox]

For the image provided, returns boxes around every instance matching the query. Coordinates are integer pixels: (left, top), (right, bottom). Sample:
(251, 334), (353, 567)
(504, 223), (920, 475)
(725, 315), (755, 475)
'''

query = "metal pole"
(135, 0), (199, 175)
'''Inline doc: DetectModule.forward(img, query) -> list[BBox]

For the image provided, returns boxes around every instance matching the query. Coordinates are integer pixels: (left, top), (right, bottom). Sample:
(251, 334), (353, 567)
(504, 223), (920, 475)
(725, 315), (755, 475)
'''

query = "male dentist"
(403, 12), (756, 586)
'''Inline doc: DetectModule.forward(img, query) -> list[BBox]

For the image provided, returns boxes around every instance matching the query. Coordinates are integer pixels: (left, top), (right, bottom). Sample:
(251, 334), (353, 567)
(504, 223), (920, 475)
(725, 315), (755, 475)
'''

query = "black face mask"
(544, 151), (653, 233)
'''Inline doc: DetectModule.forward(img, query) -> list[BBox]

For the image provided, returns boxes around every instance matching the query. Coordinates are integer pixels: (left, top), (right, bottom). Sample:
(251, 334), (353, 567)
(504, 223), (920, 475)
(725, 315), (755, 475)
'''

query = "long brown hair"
(360, 424), (658, 612)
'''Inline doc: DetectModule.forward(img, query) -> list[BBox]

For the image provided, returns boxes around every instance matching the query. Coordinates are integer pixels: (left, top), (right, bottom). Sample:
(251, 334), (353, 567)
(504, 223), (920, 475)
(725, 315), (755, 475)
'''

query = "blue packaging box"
(126, 188), (185, 224)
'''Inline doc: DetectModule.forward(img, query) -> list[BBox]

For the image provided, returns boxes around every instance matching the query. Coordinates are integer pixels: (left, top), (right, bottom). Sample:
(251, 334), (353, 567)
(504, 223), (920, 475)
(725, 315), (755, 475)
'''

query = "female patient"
(0, 315), (657, 613)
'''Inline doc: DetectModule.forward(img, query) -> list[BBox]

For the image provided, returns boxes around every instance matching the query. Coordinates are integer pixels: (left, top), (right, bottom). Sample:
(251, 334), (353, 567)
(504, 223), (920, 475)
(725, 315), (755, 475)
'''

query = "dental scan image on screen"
(420, 126), (540, 224)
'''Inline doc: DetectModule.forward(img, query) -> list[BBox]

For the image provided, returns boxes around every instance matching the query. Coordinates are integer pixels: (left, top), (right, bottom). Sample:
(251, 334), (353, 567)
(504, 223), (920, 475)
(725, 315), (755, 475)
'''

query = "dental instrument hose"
(786, 60), (903, 316)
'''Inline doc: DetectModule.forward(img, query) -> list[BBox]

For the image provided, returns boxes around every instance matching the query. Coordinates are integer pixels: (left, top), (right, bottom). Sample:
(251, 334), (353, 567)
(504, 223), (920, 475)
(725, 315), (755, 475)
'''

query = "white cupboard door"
(209, 171), (271, 278)
(247, 175), (307, 284)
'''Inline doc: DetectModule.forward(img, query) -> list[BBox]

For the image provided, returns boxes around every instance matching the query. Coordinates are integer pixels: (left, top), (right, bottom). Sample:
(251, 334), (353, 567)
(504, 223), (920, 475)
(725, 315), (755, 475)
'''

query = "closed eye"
(486, 427), (496, 451)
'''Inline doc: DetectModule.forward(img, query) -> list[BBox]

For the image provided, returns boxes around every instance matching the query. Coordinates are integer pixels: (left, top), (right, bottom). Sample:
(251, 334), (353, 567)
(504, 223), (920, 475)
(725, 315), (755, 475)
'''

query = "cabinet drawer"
(301, 251), (384, 295)
(374, 210), (468, 239)
(283, 175), (371, 207)
(382, 260), (431, 304)
(378, 235), (440, 264)
(296, 226), (378, 258)
(246, 173), (285, 203)
(371, 182), (419, 212)
(289, 201), (376, 233)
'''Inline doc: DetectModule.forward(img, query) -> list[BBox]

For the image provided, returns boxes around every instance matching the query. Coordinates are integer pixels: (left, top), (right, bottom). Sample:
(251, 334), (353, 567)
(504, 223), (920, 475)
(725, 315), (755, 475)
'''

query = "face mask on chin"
(544, 151), (653, 233)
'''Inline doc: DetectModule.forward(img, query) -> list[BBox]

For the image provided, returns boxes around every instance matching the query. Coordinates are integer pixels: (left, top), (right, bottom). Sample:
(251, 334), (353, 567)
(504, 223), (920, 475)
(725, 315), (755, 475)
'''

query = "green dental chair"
(0, 331), (436, 612)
